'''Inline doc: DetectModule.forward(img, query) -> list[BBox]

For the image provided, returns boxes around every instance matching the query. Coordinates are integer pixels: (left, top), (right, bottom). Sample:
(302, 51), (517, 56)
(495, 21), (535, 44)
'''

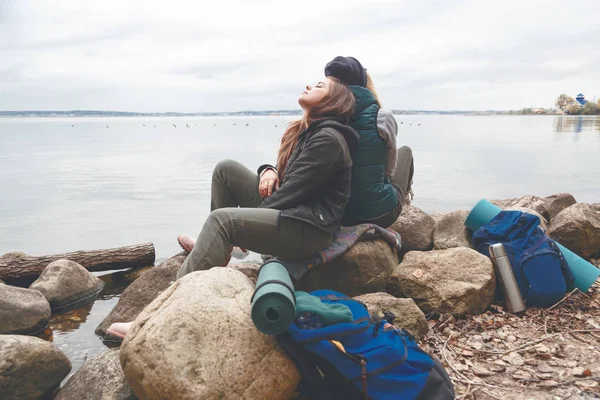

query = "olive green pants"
(177, 160), (333, 278)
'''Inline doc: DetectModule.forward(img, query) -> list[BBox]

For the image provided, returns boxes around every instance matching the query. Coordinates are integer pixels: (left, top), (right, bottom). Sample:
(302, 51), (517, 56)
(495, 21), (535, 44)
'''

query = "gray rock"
(0, 284), (50, 334)
(592, 203), (600, 213)
(0, 335), (71, 400)
(387, 247), (495, 316)
(390, 205), (435, 252)
(55, 349), (136, 400)
(297, 239), (399, 296)
(229, 262), (261, 283)
(543, 193), (577, 221)
(96, 253), (185, 337)
(30, 259), (104, 310)
(549, 203), (600, 259)
(355, 292), (428, 338)
(120, 268), (300, 400)
(491, 195), (551, 222)
(433, 210), (473, 250)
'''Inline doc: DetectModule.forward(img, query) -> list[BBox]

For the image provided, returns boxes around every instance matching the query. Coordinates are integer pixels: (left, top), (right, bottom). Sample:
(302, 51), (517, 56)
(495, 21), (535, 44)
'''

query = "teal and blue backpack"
(472, 210), (574, 307)
(276, 290), (454, 400)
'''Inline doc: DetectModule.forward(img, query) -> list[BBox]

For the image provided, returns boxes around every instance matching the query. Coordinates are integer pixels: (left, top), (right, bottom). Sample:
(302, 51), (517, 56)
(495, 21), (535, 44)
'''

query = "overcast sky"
(1, 0), (599, 112)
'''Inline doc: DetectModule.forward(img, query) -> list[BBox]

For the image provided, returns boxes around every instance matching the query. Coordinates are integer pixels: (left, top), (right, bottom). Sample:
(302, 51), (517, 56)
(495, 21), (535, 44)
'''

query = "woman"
(107, 76), (359, 338)
(323, 56), (414, 229)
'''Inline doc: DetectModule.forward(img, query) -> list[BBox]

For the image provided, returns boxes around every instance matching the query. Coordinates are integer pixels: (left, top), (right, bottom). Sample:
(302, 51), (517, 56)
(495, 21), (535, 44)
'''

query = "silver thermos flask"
(489, 244), (526, 314)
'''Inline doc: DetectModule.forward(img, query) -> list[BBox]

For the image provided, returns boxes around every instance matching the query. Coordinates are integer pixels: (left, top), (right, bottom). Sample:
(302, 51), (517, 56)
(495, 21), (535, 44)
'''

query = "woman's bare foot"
(107, 322), (132, 339)
(177, 234), (196, 253)
(177, 234), (245, 265)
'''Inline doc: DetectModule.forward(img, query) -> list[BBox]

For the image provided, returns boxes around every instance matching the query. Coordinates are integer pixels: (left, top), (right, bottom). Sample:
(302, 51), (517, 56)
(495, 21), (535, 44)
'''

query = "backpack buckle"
(382, 311), (396, 325)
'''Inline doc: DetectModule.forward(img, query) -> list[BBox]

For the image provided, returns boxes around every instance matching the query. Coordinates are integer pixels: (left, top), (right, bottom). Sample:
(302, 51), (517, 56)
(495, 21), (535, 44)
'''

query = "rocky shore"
(1, 193), (599, 399)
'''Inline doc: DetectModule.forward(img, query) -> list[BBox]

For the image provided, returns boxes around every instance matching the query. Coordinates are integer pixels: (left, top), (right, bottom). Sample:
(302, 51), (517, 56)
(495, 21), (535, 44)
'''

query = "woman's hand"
(259, 169), (280, 198)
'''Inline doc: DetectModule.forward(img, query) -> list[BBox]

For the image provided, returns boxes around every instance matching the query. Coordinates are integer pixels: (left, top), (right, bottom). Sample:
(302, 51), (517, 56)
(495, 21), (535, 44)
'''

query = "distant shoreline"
(0, 110), (571, 118)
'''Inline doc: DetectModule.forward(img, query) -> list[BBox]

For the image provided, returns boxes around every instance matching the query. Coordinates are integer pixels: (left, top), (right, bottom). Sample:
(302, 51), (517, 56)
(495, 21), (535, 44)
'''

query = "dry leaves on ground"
(422, 283), (600, 399)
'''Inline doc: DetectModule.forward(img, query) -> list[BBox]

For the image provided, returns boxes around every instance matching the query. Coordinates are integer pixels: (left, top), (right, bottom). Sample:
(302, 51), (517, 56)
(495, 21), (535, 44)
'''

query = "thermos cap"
(489, 243), (507, 259)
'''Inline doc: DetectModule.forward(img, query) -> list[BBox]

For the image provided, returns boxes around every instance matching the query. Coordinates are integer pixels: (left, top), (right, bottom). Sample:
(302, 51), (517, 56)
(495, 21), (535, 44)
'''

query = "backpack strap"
(275, 333), (338, 400)
(522, 234), (549, 256)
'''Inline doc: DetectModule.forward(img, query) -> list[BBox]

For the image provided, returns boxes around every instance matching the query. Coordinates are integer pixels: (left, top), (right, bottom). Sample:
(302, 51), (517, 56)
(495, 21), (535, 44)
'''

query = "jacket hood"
(307, 117), (360, 154)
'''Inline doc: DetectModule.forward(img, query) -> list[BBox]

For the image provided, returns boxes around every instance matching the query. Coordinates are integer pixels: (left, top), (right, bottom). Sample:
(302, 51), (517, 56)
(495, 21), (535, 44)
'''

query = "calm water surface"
(1, 114), (599, 376)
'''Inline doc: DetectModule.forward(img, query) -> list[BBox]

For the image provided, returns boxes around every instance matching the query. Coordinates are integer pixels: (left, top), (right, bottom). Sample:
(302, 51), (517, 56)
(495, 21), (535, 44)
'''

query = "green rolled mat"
(251, 259), (296, 335)
(465, 198), (600, 292)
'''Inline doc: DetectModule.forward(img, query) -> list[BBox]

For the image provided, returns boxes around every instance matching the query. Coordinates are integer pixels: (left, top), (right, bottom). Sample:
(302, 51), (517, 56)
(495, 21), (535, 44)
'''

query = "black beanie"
(324, 56), (367, 87)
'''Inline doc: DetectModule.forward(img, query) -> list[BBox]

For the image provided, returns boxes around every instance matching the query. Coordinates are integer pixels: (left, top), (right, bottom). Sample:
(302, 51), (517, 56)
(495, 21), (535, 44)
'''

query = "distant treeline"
(0, 110), (303, 118)
(555, 94), (600, 116)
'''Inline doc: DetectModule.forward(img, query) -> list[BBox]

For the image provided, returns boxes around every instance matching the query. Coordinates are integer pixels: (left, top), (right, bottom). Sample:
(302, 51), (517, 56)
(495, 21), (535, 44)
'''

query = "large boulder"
(492, 195), (551, 222)
(549, 203), (600, 259)
(120, 268), (300, 400)
(387, 248), (495, 316)
(297, 239), (399, 296)
(390, 205), (435, 252)
(55, 349), (136, 400)
(355, 292), (428, 338)
(96, 253), (185, 337)
(0, 284), (50, 334)
(30, 259), (104, 310)
(432, 210), (473, 250)
(543, 193), (577, 221)
(0, 335), (71, 400)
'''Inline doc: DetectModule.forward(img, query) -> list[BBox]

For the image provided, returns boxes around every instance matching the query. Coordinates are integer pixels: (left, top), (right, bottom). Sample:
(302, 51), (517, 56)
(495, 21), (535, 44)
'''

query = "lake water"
(1, 114), (599, 377)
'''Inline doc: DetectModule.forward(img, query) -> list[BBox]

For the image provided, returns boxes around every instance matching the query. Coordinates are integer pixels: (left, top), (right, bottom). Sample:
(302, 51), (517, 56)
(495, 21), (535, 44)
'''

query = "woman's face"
(298, 77), (332, 109)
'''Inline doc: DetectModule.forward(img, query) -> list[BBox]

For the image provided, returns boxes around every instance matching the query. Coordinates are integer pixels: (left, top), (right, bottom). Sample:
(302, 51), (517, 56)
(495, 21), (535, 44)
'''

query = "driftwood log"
(0, 243), (156, 281)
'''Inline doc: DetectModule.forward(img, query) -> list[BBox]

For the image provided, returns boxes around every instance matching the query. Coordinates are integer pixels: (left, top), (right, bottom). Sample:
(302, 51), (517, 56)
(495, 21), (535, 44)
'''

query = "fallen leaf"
(587, 318), (600, 329)
(473, 366), (495, 377)
(537, 362), (554, 373)
(502, 353), (525, 366)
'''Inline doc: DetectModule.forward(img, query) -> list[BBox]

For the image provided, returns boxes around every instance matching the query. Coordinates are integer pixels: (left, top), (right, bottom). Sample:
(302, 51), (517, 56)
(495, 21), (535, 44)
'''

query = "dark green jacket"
(343, 86), (398, 224)
(258, 118), (359, 233)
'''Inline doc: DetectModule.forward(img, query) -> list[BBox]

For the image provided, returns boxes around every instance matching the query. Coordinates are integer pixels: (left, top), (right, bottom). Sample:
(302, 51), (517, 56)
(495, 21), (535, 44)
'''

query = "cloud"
(0, 0), (599, 111)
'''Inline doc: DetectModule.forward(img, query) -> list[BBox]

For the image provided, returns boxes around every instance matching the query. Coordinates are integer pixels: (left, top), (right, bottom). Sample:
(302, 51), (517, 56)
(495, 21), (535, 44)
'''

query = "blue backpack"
(276, 290), (454, 400)
(472, 210), (574, 307)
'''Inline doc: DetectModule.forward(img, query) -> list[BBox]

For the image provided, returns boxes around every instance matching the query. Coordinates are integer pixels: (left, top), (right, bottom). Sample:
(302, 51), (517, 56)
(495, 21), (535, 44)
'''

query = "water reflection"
(48, 301), (94, 333)
(553, 116), (600, 133)
(97, 265), (153, 300)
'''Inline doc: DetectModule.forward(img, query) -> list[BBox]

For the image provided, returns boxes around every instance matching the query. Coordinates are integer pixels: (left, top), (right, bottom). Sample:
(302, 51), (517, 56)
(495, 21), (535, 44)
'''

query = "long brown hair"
(276, 77), (355, 179)
(366, 71), (382, 107)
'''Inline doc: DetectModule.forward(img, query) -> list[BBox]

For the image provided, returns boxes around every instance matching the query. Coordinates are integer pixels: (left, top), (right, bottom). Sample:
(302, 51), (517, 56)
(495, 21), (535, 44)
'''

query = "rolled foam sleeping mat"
(251, 259), (296, 335)
(465, 199), (600, 292)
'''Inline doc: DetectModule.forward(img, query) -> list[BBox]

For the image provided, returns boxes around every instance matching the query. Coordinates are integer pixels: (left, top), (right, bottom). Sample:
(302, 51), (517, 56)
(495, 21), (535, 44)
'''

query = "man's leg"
(178, 208), (332, 278)
(211, 159), (262, 210)
(391, 146), (414, 203)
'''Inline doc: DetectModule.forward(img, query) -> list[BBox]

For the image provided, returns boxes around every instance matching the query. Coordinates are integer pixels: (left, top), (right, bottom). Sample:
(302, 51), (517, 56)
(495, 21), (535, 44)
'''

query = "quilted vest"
(344, 86), (398, 222)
